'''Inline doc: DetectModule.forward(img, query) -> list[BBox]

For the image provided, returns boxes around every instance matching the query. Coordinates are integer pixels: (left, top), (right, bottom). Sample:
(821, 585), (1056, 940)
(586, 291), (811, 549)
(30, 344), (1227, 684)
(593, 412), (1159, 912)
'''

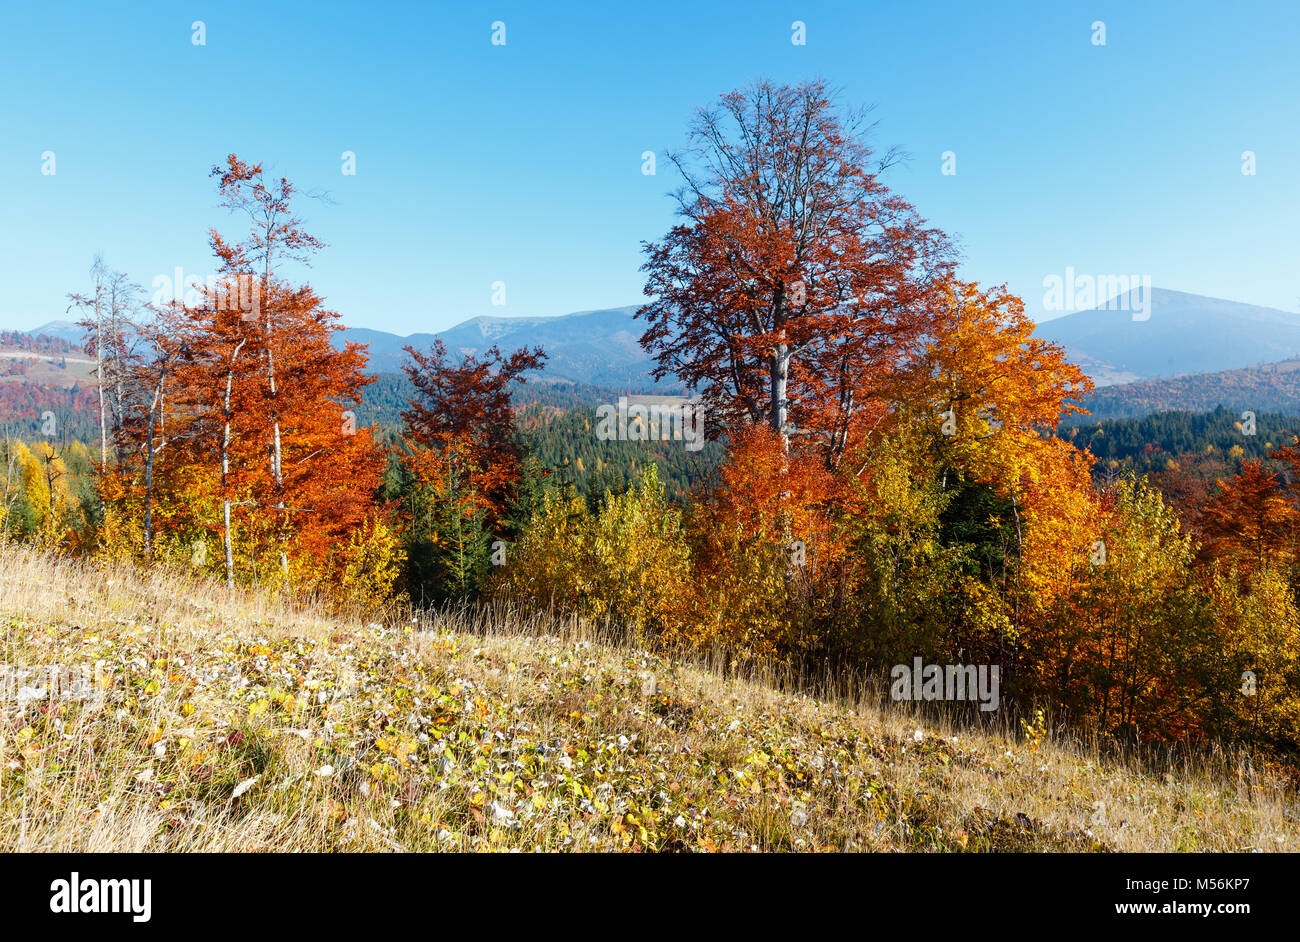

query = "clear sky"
(2, 0), (1297, 335)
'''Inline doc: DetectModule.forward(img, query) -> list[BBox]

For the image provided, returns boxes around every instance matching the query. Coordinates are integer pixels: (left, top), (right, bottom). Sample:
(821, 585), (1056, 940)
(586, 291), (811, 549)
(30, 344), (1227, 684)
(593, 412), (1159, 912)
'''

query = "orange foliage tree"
(681, 424), (847, 661)
(638, 78), (955, 468)
(92, 156), (395, 606)
(1198, 458), (1299, 575)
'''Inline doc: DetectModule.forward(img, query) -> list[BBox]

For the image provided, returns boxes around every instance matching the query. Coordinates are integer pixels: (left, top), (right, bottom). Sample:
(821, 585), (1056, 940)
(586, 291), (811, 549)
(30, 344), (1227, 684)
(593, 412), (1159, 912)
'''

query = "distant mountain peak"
(26, 319), (83, 344)
(1035, 289), (1300, 386)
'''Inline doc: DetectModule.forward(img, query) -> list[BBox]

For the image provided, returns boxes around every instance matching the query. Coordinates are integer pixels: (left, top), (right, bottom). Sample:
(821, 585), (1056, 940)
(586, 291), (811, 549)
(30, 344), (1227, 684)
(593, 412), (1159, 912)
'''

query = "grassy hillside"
(0, 544), (1294, 852)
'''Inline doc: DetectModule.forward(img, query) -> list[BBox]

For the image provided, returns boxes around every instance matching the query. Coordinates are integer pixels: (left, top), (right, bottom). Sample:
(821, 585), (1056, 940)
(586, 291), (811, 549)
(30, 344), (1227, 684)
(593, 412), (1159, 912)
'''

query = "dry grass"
(0, 542), (1295, 852)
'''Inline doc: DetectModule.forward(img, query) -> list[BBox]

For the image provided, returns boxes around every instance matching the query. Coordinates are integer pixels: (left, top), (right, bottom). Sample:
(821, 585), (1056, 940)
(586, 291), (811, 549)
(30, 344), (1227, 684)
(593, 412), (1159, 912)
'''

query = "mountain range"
(18, 288), (1300, 415)
(342, 305), (665, 389)
(22, 305), (670, 391)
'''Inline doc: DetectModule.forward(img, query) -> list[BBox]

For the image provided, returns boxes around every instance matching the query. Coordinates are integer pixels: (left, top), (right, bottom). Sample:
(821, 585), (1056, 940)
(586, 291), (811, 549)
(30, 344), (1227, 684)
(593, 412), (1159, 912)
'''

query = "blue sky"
(2, 0), (1297, 335)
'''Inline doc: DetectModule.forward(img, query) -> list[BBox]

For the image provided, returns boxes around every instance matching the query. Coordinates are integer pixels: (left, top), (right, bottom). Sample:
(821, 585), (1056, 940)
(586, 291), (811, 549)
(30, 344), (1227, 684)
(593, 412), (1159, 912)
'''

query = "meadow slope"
(0, 545), (1294, 853)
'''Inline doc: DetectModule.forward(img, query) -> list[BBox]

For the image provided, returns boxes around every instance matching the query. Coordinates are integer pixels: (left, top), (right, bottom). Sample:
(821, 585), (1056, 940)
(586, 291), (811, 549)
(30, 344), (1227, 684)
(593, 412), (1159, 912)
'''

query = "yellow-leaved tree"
(492, 465), (691, 644)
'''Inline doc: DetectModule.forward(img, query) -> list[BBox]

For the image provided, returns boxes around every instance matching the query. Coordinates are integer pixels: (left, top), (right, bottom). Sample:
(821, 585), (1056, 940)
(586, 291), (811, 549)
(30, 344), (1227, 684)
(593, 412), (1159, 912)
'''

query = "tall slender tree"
(209, 155), (327, 575)
(67, 256), (143, 474)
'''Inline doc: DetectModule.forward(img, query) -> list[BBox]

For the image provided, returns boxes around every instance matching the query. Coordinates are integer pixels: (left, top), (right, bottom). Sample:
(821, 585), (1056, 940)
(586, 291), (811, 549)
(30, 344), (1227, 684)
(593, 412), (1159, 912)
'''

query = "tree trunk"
(142, 369), (167, 561)
(260, 272), (288, 579)
(770, 343), (790, 448)
(95, 291), (107, 470)
(222, 338), (247, 589)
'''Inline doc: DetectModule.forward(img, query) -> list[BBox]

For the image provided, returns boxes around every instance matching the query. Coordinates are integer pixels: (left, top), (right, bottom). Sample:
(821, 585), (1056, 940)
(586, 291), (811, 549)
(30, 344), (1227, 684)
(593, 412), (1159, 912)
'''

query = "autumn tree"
(493, 465), (692, 643)
(83, 156), (394, 605)
(1033, 478), (1219, 740)
(163, 274), (384, 592)
(1197, 459), (1299, 575)
(399, 340), (546, 598)
(1204, 565), (1300, 752)
(76, 296), (190, 562)
(900, 281), (1093, 478)
(164, 285), (259, 584)
(208, 154), (329, 577)
(8, 441), (50, 538)
(638, 78), (954, 467)
(130, 306), (185, 559)
(899, 280), (1100, 618)
(680, 423), (848, 661)
(0, 434), (23, 535)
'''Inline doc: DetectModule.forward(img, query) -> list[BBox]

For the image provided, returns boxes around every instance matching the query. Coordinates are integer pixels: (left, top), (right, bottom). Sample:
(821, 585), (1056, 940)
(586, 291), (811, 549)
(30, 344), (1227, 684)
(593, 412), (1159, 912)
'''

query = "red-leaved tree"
(638, 78), (955, 468)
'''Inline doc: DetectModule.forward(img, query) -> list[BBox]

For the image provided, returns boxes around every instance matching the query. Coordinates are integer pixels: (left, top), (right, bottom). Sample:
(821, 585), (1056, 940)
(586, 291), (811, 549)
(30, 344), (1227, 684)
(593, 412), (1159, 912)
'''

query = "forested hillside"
(1071, 358), (1300, 422)
(1064, 407), (1300, 472)
(1058, 407), (1300, 527)
(355, 371), (664, 429)
(0, 330), (100, 438)
(517, 405), (723, 501)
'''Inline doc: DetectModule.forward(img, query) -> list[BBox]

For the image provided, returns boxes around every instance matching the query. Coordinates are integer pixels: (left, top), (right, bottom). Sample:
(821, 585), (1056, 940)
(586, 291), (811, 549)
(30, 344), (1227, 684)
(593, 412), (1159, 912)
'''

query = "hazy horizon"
(11, 285), (1300, 340)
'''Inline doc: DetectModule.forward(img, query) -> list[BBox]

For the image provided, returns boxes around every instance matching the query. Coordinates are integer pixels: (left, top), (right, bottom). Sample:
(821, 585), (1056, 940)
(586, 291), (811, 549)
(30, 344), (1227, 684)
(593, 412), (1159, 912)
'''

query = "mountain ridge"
(21, 287), (1300, 406)
(1032, 287), (1300, 386)
(21, 304), (671, 391)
